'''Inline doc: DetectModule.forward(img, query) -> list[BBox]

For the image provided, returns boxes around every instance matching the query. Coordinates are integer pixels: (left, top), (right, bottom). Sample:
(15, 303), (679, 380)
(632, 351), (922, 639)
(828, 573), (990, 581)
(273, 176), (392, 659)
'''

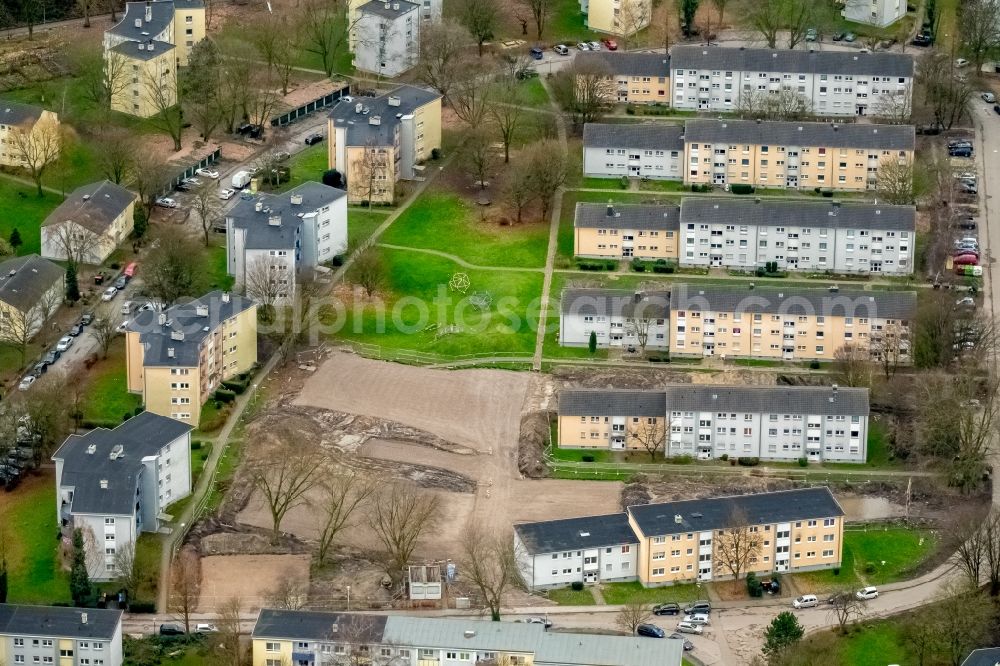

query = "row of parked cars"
(634, 600), (711, 648)
(532, 38), (618, 59)
(17, 314), (93, 392)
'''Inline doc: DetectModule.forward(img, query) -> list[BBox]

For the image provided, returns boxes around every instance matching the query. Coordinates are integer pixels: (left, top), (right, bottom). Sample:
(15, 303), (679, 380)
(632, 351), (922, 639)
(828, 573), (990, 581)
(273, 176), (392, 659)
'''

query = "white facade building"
(678, 198), (915, 274)
(354, 0), (420, 78)
(669, 46), (914, 117)
(842, 0), (907, 28)
(559, 288), (670, 348)
(225, 182), (347, 304)
(583, 123), (684, 180)
(0, 605), (124, 666)
(514, 514), (639, 589)
(52, 413), (192, 581)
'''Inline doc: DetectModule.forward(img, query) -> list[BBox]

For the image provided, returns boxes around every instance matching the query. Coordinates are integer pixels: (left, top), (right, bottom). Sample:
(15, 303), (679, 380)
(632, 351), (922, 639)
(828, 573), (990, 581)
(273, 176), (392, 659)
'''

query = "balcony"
(292, 652), (315, 664)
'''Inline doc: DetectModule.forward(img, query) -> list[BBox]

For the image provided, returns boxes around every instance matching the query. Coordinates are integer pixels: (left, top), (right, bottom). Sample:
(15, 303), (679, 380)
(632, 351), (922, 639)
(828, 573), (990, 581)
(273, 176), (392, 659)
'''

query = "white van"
(792, 595), (818, 609)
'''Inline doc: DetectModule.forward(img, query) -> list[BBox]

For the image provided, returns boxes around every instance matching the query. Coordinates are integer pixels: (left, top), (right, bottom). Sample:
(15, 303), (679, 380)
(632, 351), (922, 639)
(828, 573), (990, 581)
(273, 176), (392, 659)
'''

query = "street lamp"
(346, 585), (351, 611)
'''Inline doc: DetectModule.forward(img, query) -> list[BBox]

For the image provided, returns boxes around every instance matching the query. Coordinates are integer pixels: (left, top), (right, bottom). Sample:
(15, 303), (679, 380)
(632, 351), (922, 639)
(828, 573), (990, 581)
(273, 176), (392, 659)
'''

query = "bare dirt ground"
(197, 553), (310, 611)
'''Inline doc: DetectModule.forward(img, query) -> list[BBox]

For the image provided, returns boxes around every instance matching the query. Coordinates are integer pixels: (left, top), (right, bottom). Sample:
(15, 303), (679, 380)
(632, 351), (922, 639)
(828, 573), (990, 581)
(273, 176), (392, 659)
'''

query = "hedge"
(737, 456), (760, 467)
(81, 419), (122, 430)
(214, 388), (237, 403)
(222, 379), (248, 394)
(129, 601), (156, 613)
(730, 184), (755, 195)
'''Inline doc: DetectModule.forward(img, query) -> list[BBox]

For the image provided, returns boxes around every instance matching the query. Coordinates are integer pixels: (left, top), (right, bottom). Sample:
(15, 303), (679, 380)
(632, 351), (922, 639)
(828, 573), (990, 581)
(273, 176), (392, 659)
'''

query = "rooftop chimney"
(81, 613), (88, 625)
(384, 0), (390, 7)
(109, 445), (123, 460)
(158, 313), (167, 326)
(268, 215), (282, 226)
(674, 514), (683, 523)
(388, 96), (401, 107)
(633, 291), (642, 303)
(392, 2), (399, 9)
(222, 292), (231, 303)
(464, 630), (476, 639)
(355, 102), (363, 114)
(606, 203), (615, 217)
(167, 347), (175, 358)
(255, 201), (264, 213)
(369, 115), (381, 126)
(86, 444), (96, 455)
(100, 479), (108, 489)
(138, 42), (145, 51)
(170, 330), (184, 341)
(147, 40), (154, 51)
(145, 1), (152, 22)
(195, 305), (209, 317)
(290, 193), (303, 205)
(134, 18), (142, 28)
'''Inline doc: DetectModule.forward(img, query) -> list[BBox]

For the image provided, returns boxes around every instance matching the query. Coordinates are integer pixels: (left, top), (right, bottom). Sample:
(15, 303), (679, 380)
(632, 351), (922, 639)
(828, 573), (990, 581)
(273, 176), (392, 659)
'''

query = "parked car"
(42, 351), (58, 365)
(155, 197), (178, 208)
(69, 324), (83, 337)
(159, 624), (185, 636)
(956, 58), (970, 68)
(553, 44), (570, 55)
(949, 138), (973, 147)
(526, 616), (552, 628)
(576, 41), (590, 50)
(195, 167), (220, 179)
(271, 151), (291, 162)
(675, 622), (703, 635)
(856, 586), (879, 600)
(80, 312), (93, 325)
(304, 133), (324, 145)
(18, 376), (34, 391)
(195, 623), (218, 633)
(114, 275), (128, 290)
(681, 613), (710, 626)
(588, 41), (601, 50)
(668, 633), (695, 651)
(101, 286), (118, 301)
(530, 46), (544, 60)
(832, 32), (845, 41)
(635, 624), (666, 638)
(843, 32), (856, 42)
(912, 33), (933, 46)
(805, 28), (817, 41)
(983, 92), (997, 103)
(957, 219), (978, 230)
(959, 182), (978, 194)
(684, 600), (712, 615)
(652, 603), (680, 616)
(176, 177), (202, 191)
(793, 594), (819, 609)
(56, 336), (74, 352)
(951, 147), (974, 158)
(957, 296), (976, 307)
(995, 104), (1000, 115)
(219, 188), (236, 200)
(602, 38), (618, 50)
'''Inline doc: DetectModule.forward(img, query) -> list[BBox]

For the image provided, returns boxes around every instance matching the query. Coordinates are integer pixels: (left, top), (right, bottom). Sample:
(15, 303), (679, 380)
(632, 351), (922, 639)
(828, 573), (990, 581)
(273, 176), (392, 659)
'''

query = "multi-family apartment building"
(559, 288), (670, 348)
(104, 0), (205, 67)
(349, 0), (439, 50)
(669, 283), (917, 361)
(42, 180), (137, 265)
(684, 119), (914, 192)
(514, 513), (640, 589)
(354, 0), (420, 78)
(574, 202), (679, 260)
(327, 86), (441, 204)
(841, 0), (906, 27)
(583, 123), (684, 180)
(514, 487), (845, 587)
(678, 198), (915, 274)
(0, 102), (59, 169)
(557, 384), (869, 463)
(0, 604), (124, 666)
(226, 182), (348, 303)
(251, 611), (682, 666)
(575, 52), (670, 104)
(0, 255), (64, 339)
(627, 487), (845, 585)
(580, 0), (652, 36)
(52, 412), (192, 581)
(669, 46), (914, 117)
(125, 291), (257, 426)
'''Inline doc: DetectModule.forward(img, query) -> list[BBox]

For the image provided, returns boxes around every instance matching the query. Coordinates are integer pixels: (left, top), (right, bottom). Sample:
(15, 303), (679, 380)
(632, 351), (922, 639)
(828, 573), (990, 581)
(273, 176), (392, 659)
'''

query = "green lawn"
(134, 533), (161, 604)
(204, 243), (235, 292)
(546, 587), (596, 605)
(348, 209), (390, 251)
(780, 621), (910, 666)
(541, 312), (610, 360)
(0, 178), (63, 256)
(277, 142), (330, 193)
(191, 441), (213, 486)
(546, 0), (602, 42)
(581, 177), (629, 190)
(0, 474), (68, 604)
(380, 190), (550, 268)
(80, 338), (142, 426)
(796, 527), (937, 591)
(332, 248), (543, 357)
(516, 77), (551, 107)
(600, 581), (700, 605)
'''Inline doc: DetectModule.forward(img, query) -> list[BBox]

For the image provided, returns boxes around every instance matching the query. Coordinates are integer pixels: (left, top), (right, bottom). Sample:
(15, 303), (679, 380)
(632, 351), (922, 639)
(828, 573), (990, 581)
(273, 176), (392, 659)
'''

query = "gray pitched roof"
(0, 255), (63, 313)
(127, 291), (255, 367)
(329, 85), (441, 146)
(663, 384), (869, 415)
(680, 198), (915, 232)
(561, 288), (670, 319)
(575, 51), (670, 77)
(575, 202), (680, 231)
(534, 631), (683, 666)
(514, 513), (639, 553)
(228, 181), (346, 251)
(628, 487), (845, 536)
(359, 0), (419, 18)
(107, 1), (176, 40)
(670, 283), (917, 320)
(252, 610), (387, 642)
(43, 180), (136, 234)
(684, 119), (914, 151)
(670, 45), (915, 78)
(0, 100), (44, 126)
(962, 648), (1000, 666)
(0, 604), (122, 640)
(111, 39), (175, 60)
(52, 412), (192, 516)
(382, 617), (544, 653)
(583, 122), (685, 151)
(560, 389), (667, 417)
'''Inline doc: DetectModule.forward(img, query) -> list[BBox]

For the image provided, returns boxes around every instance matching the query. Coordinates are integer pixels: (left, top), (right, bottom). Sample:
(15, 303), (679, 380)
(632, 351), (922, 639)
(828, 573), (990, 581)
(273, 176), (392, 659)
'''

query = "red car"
(602, 38), (618, 50)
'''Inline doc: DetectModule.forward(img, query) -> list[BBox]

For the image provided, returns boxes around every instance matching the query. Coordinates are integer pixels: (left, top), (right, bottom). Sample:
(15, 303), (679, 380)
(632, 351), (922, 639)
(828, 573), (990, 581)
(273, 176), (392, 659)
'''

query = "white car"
(675, 622), (703, 635)
(55, 336), (73, 352)
(341, 95), (354, 103)
(155, 197), (178, 208)
(957, 296), (976, 306)
(588, 41), (601, 50)
(218, 188), (236, 200)
(577, 41), (590, 50)
(101, 286), (118, 301)
(793, 594), (819, 609)
(982, 92), (996, 103)
(681, 613), (710, 626)
(18, 375), (35, 391)
(196, 167), (220, 179)
(856, 586), (879, 600)
(956, 58), (970, 68)
(195, 623), (218, 633)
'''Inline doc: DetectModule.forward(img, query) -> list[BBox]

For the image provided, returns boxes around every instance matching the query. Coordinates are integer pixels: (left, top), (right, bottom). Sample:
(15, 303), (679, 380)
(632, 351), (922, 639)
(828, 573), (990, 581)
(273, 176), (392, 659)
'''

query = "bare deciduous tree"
(736, 89), (812, 121)
(168, 547), (200, 633)
(713, 505), (763, 589)
(191, 181), (222, 247)
(143, 69), (182, 152)
(216, 596), (245, 666)
(459, 525), (524, 620)
(416, 20), (474, 103)
(315, 472), (374, 566)
(458, 0), (499, 56)
(265, 570), (310, 610)
(0, 288), (61, 366)
(90, 307), (119, 360)
(827, 588), (866, 634)
(919, 53), (973, 131)
(490, 79), (525, 164)
(526, 140), (567, 223)
(555, 59), (615, 128)
(46, 222), (103, 267)
(615, 599), (651, 634)
(249, 444), (324, 544)
(630, 418), (665, 462)
(463, 128), (496, 190)
(142, 227), (207, 307)
(368, 483), (442, 584)
(244, 256), (289, 323)
(9, 114), (61, 197)
(522, 0), (554, 38)
(113, 541), (144, 605)
(959, 0), (1000, 74)
(869, 321), (908, 379)
(350, 139), (392, 206)
(133, 153), (172, 220)
(347, 246), (386, 298)
(451, 67), (493, 128)
(875, 157), (923, 205)
(95, 127), (136, 185)
(832, 345), (874, 389)
(299, 0), (353, 77)
(505, 162), (534, 225)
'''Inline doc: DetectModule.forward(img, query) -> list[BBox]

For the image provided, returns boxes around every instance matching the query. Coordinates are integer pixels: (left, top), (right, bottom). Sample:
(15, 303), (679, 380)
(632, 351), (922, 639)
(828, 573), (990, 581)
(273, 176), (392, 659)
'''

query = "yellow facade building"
(683, 119), (915, 192)
(108, 39), (177, 118)
(327, 85), (442, 205)
(574, 51), (670, 104)
(104, 0), (206, 68)
(0, 604), (124, 666)
(0, 102), (60, 169)
(583, 0), (652, 36)
(574, 202), (679, 260)
(125, 291), (257, 427)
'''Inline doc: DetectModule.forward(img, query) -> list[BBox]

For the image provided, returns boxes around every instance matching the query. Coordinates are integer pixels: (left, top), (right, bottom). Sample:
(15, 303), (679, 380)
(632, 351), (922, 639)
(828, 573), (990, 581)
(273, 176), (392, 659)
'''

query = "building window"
(266, 643), (280, 652)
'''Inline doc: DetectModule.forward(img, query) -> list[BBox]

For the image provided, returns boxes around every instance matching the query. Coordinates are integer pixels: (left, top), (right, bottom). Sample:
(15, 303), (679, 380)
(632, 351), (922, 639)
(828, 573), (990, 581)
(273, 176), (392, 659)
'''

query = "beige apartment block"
(126, 291), (257, 427)
(0, 103), (59, 169)
(584, 0), (652, 36)
(683, 119), (914, 192)
(104, 0), (206, 68)
(558, 389), (667, 450)
(669, 283), (916, 362)
(574, 202), (679, 260)
(574, 51), (670, 104)
(109, 40), (177, 118)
